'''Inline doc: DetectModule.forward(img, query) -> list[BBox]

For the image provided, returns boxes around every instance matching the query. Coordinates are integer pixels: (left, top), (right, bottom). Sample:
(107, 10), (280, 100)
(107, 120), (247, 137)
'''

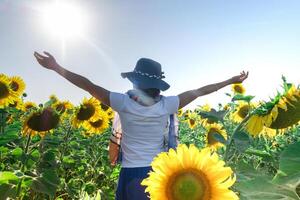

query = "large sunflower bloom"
(83, 111), (110, 135)
(22, 107), (60, 137)
(231, 83), (245, 95)
(205, 124), (227, 149)
(245, 82), (300, 137)
(72, 97), (102, 128)
(141, 144), (238, 200)
(0, 74), (18, 108)
(9, 76), (26, 96)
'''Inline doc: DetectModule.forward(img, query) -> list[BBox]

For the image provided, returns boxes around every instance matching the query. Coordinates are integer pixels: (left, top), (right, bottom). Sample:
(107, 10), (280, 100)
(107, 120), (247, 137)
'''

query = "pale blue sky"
(1, 0), (299, 109)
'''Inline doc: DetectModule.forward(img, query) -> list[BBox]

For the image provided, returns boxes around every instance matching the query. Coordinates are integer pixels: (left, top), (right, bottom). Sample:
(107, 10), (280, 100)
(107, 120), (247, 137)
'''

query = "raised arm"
(178, 71), (249, 109)
(34, 51), (110, 106)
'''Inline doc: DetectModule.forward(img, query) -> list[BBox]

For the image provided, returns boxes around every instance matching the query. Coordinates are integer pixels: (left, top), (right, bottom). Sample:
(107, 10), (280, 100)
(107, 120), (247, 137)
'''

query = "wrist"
(53, 63), (62, 73)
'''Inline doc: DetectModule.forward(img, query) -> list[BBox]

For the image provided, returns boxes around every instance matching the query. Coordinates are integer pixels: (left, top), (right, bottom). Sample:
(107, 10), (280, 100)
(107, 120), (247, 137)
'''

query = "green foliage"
(0, 114), (119, 200)
(235, 142), (300, 200)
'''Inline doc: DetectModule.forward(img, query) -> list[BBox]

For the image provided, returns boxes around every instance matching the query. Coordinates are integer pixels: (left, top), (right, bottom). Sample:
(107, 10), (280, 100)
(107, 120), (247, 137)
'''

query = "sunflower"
(196, 104), (217, 127)
(9, 97), (23, 110)
(232, 102), (254, 123)
(106, 108), (114, 120)
(183, 110), (191, 120)
(245, 80), (300, 137)
(99, 102), (110, 111)
(232, 83), (246, 94)
(205, 124), (227, 149)
(223, 103), (230, 111)
(177, 109), (183, 117)
(72, 97), (102, 128)
(0, 74), (18, 108)
(83, 111), (110, 135)
(22, 101), (38, 112)
(141, 144), (238, 200)
(188, 118), (197, 129)
(49, 94), (59, 103)
(186, 112), (199, 129)
(9, 76), (26, 96)
(198, 103), (212, 112)
(52, 100), (73, 114)
(22, 107), (60, 137)
(99, 102), (114, 119)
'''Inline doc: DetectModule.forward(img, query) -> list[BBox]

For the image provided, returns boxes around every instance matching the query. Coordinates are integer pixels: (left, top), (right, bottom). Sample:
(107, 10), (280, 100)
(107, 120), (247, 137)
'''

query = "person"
(34, 51), (249, 200)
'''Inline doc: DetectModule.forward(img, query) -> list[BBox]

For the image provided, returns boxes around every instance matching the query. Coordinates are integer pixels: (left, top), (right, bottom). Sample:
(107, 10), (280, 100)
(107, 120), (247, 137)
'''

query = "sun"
(42, 2), (87, 38)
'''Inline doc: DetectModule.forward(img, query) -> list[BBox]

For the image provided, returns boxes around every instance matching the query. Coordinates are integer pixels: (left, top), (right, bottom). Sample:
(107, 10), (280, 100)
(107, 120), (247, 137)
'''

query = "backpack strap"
(168, 114), (178, 150)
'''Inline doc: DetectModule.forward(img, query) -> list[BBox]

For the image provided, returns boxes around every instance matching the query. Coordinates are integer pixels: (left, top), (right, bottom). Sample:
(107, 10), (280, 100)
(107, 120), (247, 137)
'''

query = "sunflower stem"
(224, 113), (252, 161)
(16, 133), (31, 199)
(0, 109), (5, 134)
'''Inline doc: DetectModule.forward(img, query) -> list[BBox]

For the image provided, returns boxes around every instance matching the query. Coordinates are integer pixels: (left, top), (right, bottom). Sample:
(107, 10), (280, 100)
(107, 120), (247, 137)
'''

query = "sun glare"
(42, 2), (87, 38)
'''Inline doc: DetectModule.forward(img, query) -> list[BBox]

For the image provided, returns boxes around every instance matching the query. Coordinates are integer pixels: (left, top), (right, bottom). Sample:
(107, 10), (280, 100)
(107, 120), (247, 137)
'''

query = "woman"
(34, 52), (248, 199)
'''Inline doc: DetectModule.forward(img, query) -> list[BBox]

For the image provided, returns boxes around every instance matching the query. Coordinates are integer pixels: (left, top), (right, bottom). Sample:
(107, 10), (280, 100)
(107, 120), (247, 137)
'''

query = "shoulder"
(109, 92), (129, 112)
(162, 95), (180, 114)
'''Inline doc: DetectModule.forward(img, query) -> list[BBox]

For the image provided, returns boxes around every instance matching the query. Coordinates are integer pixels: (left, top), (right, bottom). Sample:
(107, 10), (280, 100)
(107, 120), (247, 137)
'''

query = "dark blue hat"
(121, 58), (170, 91)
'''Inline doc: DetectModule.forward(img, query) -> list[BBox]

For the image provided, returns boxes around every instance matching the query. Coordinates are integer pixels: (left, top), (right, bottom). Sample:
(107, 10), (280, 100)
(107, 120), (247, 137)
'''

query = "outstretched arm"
(178, 71), (249, 109)
(34, 51), (110, 106)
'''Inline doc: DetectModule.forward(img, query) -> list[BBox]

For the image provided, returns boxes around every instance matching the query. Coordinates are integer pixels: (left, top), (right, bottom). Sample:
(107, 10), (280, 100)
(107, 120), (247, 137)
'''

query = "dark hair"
(141, 88), (161, 98)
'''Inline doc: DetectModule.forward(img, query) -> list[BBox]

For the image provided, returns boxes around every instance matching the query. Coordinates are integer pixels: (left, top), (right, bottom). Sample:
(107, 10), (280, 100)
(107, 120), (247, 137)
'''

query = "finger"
(34, 52), (46, 59)
(34, 54), (43, 61)
(43, 51), (53, 58)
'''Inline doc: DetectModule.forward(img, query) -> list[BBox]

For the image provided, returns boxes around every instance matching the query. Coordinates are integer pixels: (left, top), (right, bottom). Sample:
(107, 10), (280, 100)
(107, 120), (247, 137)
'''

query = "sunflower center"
(100, 103), (109, 111)
(26, 108), (59, 132)
(77, 104), (95, 120)
(207, 128), (220, 145)
(25, 105), (34, 110)
(234, 85), (244, 93)
(90, 119), (103, 128)
(189, 119), (195, 126)
(9, 101), (18, 107)
(238, 105), (249, 119)
(0, 82), (10, 99)
(167, 170), (210, 200)
(10, 81), (19, 92)
(56, 103), (66, 113)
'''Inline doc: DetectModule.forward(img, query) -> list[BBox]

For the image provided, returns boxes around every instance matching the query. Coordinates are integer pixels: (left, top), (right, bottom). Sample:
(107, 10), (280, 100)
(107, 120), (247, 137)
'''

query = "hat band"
(134, 70), (165, 79)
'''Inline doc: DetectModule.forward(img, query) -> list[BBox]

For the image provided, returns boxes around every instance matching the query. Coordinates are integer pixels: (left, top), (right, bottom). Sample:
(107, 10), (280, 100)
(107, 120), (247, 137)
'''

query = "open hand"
(34, 51), (59, 71)
(231, 71), (249, 83)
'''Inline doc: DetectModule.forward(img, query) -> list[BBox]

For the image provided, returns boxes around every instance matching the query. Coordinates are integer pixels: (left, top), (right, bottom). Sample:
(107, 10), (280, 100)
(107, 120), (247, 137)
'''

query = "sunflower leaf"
(0, 184), (17, 200)
(233, 131), (250, 153)
(0, 171), (19, 184)
(276, 141), (300, 178)
(211, 132), (227, 144)
(197, 109), (226, 123)
(232, 94), (255, 103)
(30, 169), (60, 197)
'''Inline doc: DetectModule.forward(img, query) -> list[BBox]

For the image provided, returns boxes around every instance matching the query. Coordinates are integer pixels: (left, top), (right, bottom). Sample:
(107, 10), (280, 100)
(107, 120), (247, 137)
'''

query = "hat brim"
(121, 72), (170, 91)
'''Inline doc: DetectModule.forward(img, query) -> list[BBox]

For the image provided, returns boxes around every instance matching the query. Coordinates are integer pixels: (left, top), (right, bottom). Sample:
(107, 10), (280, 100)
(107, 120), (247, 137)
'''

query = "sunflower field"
(0, 73), (300, 200)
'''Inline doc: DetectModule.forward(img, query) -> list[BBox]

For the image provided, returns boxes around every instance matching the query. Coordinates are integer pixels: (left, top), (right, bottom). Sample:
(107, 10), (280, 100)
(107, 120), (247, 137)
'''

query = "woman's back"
(110, 92), (179, 167)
